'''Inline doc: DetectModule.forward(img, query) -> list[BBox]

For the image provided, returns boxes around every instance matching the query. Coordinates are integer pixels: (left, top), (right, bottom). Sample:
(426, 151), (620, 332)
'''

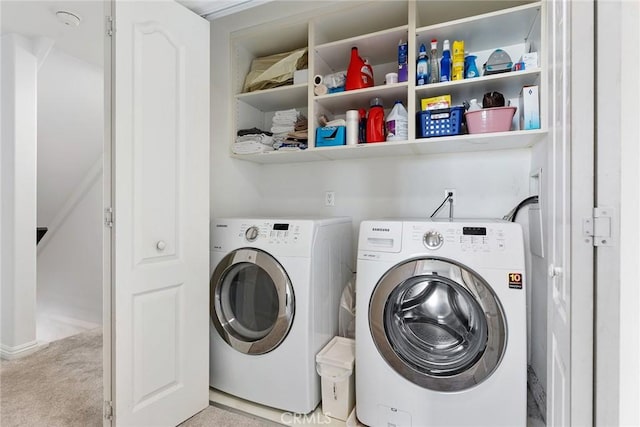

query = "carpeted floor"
(0, 329), (276, 427)
(0, 328), (103, 427)
(180, 403), (278, 427)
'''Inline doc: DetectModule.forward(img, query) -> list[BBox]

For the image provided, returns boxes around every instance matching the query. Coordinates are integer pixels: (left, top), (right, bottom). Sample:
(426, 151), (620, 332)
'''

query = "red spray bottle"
(345, 47), (374, 91)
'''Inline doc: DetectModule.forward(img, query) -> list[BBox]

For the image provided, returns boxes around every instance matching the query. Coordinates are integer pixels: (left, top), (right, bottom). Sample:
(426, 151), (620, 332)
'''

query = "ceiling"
(0, 0), (268, 68)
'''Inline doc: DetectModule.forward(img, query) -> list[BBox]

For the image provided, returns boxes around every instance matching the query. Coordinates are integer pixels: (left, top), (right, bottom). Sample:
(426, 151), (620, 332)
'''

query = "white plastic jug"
(386, 101), (408, 141)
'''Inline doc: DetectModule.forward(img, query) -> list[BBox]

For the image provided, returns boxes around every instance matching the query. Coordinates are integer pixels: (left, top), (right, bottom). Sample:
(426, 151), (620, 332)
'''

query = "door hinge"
(103, 400), (113, 420)
(583, 207), (614, 247)
(106, 16), (114, 37)
(104, 207), (114, 228)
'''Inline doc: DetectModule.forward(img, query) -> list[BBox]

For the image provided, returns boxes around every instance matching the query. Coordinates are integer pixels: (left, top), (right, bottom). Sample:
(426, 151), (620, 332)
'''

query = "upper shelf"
(415, 68), (541, 100)
(235, 84), (308, 111)
(416, 2), (542, 52)
(314, 82), (408, 115)
(231, 129), (547, 164)
(314, 26), (408, 72)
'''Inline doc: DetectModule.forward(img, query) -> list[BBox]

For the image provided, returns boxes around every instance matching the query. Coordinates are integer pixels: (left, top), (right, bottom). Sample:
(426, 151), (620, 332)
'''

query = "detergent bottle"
(345, 47), (374, 90)
(385, 101), (408, 141)
(366, 98), (385, 143)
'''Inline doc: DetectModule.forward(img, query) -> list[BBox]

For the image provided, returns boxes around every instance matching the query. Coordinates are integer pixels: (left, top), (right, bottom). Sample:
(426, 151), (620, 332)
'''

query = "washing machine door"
(211, 248), (294, 355)
(369, 257), (506, 392)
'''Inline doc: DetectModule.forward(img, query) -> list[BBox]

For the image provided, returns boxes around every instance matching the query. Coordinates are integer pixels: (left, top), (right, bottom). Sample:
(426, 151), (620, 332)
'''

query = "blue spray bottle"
(440, 39), (451, 82)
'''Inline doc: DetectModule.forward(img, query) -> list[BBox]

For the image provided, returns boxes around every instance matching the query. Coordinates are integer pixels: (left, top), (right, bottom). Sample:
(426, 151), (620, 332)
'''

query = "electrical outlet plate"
(444, 189), (456, 205)
(325, 191), (335, 207)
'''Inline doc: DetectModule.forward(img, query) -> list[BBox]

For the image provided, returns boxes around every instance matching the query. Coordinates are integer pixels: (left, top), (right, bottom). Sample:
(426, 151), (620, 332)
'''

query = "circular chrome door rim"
(369, 256), (507, 392)
(210, 248), (295, 355)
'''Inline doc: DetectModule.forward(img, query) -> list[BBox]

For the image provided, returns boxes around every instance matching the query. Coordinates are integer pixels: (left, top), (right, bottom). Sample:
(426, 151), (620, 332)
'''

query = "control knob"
(245, 226), (260, 242)
(423, 230), (443, 250)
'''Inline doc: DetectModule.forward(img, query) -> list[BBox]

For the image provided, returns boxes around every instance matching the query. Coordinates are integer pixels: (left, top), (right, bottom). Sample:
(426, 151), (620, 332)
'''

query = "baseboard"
(0, 340), (49, 360)
(40, 312), (101, 330)
(528, 365), (547, 422)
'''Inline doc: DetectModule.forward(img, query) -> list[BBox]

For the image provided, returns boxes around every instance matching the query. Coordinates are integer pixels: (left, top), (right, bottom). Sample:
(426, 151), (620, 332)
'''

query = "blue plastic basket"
(416, 106), (465, 138)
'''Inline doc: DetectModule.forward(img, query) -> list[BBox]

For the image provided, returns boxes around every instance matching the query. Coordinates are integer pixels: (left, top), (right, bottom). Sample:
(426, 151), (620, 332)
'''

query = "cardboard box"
(420, 95), (451, 111)
(519, 85), (540, 130)
(316, 126), (346, 147)
(522, 52), (538, 70)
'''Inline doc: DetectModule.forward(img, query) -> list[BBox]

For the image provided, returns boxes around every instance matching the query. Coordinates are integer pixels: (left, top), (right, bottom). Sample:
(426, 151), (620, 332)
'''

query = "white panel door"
(546, 1), (594, 426)
(112, 1), (209, 425)
(547, 0), (571, 425)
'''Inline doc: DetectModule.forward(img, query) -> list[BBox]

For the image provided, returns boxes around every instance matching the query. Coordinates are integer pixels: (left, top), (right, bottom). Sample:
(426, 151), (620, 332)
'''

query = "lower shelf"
(229, 129), (547, 164)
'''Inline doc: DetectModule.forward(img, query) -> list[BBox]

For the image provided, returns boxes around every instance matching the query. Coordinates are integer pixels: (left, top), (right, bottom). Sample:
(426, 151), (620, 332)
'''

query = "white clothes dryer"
(356, 219), (526, 427)
(209, 217), (352, 414)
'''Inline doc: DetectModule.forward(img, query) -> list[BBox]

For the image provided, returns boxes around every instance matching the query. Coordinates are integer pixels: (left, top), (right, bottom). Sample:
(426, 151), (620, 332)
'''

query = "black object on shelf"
(36, 227), (48, 245)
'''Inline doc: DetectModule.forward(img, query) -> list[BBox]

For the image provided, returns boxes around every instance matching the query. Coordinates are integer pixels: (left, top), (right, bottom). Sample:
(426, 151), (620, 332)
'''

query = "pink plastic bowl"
(465, 106), (516, 134)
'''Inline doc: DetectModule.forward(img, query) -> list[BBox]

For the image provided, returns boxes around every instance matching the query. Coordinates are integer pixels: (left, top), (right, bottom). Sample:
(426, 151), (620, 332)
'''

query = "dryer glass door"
(211, 248), (294, 355)
(369, 257), (506, 392)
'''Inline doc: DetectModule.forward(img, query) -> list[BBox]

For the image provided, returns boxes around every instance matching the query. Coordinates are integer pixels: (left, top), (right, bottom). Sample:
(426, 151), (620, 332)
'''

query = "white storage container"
(315, 336), (355, 421)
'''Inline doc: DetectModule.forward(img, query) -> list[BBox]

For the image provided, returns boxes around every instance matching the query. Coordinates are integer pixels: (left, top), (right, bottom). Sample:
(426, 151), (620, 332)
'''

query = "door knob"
(156, 240), (166, 250)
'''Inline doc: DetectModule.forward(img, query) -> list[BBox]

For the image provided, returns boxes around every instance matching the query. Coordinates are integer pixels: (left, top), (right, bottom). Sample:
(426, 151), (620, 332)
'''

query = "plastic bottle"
(465, 55), (480, 78)
(451, 40), (465, 81)
(467, 98), (482, 111)
(358, 108), (367, 143)
(440, 40), (451, 82)
(346, 110), (359, 145)
(428, 39), (439, 84)
(366, 98), (385, 143)
(398, 39), (408, 82)
(385, 101), (408, 141)
(345, 47), (374, 90)
(416, 44), (428, 86)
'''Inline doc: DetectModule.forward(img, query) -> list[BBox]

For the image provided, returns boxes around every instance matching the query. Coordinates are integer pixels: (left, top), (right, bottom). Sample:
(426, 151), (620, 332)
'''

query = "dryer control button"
(423, 231), (443, 250)
(245, 226), (260, 242)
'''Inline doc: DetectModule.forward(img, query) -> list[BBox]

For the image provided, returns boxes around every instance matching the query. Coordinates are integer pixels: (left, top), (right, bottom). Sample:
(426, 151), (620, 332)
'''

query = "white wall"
(37, 169), (102, 325)
(37, 48), (103, 226)
(618, 1), (640, 425)
(35, 47), (103, 328)
(0, 34), (39, 358)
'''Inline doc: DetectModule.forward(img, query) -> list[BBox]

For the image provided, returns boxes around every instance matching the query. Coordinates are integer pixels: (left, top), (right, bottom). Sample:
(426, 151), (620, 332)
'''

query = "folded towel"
(232, 141), (275, 154)
(237, 127), (272, 136)
(272, 117), (297, 126)
(236, 134), (274, 146)
(271, 125), (295, 134)
(274, 108), (299, 117)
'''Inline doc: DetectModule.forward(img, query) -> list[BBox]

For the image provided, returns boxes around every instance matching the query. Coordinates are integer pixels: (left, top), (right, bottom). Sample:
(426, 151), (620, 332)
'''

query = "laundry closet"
(208, 0), (567, 424)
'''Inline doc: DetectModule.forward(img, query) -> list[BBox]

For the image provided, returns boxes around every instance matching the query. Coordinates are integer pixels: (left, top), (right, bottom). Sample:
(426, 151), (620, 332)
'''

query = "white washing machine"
(356, 219), (526, 427)
(209, 217), (352, 414)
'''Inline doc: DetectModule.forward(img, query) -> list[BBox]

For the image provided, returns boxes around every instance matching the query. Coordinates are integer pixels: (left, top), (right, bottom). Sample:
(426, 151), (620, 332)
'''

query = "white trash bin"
(315, 336), (355, 421)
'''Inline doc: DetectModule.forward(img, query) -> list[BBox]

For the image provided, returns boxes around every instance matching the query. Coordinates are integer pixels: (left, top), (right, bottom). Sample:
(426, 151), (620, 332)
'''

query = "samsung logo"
(372, 227), (390, 232)
(216, 224), (228, 228)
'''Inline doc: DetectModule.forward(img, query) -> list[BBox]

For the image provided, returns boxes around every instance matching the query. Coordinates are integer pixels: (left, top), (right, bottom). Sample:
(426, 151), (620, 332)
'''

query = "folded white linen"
(274, 108), (299, 117)
(272, 117), (297, 125)
(236, 134), (274, 146)
(232, 141), (274, 154)
(270, 125), (295, 134)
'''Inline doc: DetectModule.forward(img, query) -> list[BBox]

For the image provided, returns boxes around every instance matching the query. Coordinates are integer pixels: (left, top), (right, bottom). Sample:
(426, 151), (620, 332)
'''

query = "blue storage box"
(316, 126), (346, 147)
(416, 106), (465, 138)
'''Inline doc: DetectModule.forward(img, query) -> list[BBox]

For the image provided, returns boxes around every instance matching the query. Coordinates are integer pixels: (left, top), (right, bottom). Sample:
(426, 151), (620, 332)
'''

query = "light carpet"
(180, 403), (279, 426)
(0, 328), (103, 426)
(0, 329), (271, 427)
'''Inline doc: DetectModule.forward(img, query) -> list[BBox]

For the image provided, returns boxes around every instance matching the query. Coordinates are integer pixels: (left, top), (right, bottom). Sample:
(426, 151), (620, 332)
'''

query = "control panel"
(410, 223), (507, 253)
(238, 222), (302, 245)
